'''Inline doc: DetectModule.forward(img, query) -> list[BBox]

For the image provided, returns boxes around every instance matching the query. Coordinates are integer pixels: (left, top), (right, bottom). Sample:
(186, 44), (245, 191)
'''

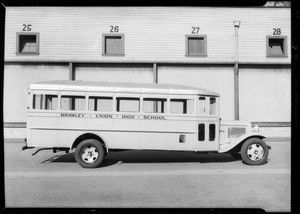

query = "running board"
(31, 147), (70, 156)
(22, 146), (35, 151)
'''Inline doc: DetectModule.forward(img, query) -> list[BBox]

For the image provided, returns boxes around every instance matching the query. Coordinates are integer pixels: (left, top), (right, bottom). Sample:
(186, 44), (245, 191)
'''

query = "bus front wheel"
(241, 138), (269, 165)
(75, 139), (105, 168)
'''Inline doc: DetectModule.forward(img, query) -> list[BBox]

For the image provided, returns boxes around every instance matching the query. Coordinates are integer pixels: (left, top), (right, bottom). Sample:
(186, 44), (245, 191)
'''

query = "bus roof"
(29, 80), (220, 96)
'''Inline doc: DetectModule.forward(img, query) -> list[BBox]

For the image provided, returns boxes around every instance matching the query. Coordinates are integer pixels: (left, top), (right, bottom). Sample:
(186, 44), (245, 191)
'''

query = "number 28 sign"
(273, 28), (281, 35)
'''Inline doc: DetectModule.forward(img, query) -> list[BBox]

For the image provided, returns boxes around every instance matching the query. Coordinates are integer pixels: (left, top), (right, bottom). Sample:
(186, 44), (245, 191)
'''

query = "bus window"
(143, 98), (166, 113)
(209, 98), (216, 115)
(117, 97), (140, 112)
(198, 97), (206, 114)
(170, 99), (194, 114)
(61, 95), (85, 111)
(88, 96), (113, 112)
(33, 94), (58, 110)
(198, 124), (205, 141)
(209, 124), (216, 141)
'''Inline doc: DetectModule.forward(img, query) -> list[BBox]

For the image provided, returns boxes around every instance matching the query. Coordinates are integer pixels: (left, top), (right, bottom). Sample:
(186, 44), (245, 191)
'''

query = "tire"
(74, 139), (105, 168)
(241, 138), (269, 165)
(229, 153), (241, 159)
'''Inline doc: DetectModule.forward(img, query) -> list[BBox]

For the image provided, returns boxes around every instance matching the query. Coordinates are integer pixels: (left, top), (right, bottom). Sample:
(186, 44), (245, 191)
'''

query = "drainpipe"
(233, 21), (240, 121)
(69, 62), (75, 81)
(69, 62), (75, 110)
(153, 63), (158, 84)
(153, 63), (158, 112)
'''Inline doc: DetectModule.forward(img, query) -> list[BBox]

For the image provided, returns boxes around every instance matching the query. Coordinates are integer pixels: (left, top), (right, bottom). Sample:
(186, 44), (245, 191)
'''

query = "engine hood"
(220, 120), (251, 127)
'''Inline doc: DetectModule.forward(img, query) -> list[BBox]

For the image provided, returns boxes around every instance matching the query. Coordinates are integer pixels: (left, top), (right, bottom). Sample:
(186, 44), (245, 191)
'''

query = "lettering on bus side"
(121, 115), (135, 119)
(60, 113), (165, 120)
(143, 115), (166, 120)
(61, 113), (85, 118)
(96, 114), (113, 118)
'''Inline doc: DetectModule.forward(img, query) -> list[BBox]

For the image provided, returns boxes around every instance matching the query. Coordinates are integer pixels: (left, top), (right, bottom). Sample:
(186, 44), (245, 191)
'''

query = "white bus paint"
(26, 80), (270, 167)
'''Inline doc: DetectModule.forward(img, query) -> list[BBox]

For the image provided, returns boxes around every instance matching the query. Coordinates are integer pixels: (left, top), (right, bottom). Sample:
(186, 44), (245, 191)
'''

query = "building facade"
(4, 6), (291, 138)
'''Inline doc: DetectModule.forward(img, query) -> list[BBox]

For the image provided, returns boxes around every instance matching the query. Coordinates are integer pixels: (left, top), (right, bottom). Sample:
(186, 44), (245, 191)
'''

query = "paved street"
(4, 139), (291, 211)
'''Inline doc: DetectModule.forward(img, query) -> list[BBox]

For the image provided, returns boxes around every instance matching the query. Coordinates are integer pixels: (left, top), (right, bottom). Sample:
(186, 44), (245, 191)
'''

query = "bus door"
(195, 96), (219, 151)
(112, 93), (141, 149)
(139, 95), (167, 150)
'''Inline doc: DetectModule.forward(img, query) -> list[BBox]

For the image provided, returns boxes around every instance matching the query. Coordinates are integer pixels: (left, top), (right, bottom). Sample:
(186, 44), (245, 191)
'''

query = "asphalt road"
(4, 139), (291, 211)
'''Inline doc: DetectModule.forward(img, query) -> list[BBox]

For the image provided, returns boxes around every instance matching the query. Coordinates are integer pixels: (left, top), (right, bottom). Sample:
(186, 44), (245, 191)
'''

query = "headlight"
(252, 125), (259, 132)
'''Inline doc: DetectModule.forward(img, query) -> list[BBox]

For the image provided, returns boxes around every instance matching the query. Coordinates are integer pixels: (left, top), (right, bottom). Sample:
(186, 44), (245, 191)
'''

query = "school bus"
(24, 80), (271, 168)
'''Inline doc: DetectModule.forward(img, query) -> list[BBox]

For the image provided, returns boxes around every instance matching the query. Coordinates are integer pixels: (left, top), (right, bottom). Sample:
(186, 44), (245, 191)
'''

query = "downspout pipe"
(233, 21), (240, 121)
(69, 62), (75, 81)
(153, 63), (158, 84)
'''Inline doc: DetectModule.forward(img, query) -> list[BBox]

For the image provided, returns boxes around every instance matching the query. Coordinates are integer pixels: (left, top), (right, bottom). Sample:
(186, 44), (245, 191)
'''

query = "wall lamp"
(233, 21), (241, 28)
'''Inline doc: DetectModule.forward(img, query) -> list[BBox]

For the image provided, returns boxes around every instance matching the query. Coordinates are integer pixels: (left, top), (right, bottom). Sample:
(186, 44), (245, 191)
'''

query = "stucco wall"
(4, 64), (69, 122)
(158, 65), (235, 120)
(239, 65), (291, 122)
(75, 64), (153, 83)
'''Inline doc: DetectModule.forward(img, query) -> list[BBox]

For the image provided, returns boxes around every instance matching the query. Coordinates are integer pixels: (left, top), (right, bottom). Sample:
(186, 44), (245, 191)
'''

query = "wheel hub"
(247, 144), (264, 161)
(81, 146), (99, 163)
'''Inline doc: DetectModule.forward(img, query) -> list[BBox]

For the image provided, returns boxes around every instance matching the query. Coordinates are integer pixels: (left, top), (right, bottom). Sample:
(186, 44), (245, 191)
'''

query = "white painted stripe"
(5, 168), (290, 178)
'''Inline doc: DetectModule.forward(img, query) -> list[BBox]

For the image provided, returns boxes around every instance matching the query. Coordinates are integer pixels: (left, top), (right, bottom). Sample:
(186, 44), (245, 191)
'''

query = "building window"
(16, 33), (39, 54)
(102, 34), (125, 56)
(266, 36), (287, 57)
(186, 35), (207, 57)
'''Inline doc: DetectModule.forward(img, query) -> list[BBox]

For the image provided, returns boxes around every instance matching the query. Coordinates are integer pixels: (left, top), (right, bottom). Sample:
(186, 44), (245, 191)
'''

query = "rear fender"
(219, 133), (267, 153)
(72, 132), (109, 154)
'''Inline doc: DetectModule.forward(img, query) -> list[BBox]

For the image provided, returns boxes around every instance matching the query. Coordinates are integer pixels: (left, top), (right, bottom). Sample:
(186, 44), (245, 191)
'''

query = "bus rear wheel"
(75, 139), (105, 168)
(241, 138), (269, 165)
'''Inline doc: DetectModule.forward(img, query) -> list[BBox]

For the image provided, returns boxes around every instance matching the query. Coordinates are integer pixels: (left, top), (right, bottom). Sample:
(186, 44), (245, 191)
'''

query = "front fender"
(219, 133), (267, 153)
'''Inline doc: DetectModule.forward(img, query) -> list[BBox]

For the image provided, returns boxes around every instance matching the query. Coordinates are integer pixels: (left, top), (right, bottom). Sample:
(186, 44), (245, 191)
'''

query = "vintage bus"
(24, 80), (271, 168)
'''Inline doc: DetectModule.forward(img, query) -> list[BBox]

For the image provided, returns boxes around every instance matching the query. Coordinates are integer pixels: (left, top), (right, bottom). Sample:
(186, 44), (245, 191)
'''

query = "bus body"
(25, 80), (270, 167)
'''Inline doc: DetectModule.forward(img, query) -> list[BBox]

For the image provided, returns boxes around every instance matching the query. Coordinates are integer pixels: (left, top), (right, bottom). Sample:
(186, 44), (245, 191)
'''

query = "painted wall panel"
(158, 65), (235, 120)
(5, 7), (290, 63)
(75, 64), (153, 83)
(3, 64), (69, 122)
(239, 66), (291, 122)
